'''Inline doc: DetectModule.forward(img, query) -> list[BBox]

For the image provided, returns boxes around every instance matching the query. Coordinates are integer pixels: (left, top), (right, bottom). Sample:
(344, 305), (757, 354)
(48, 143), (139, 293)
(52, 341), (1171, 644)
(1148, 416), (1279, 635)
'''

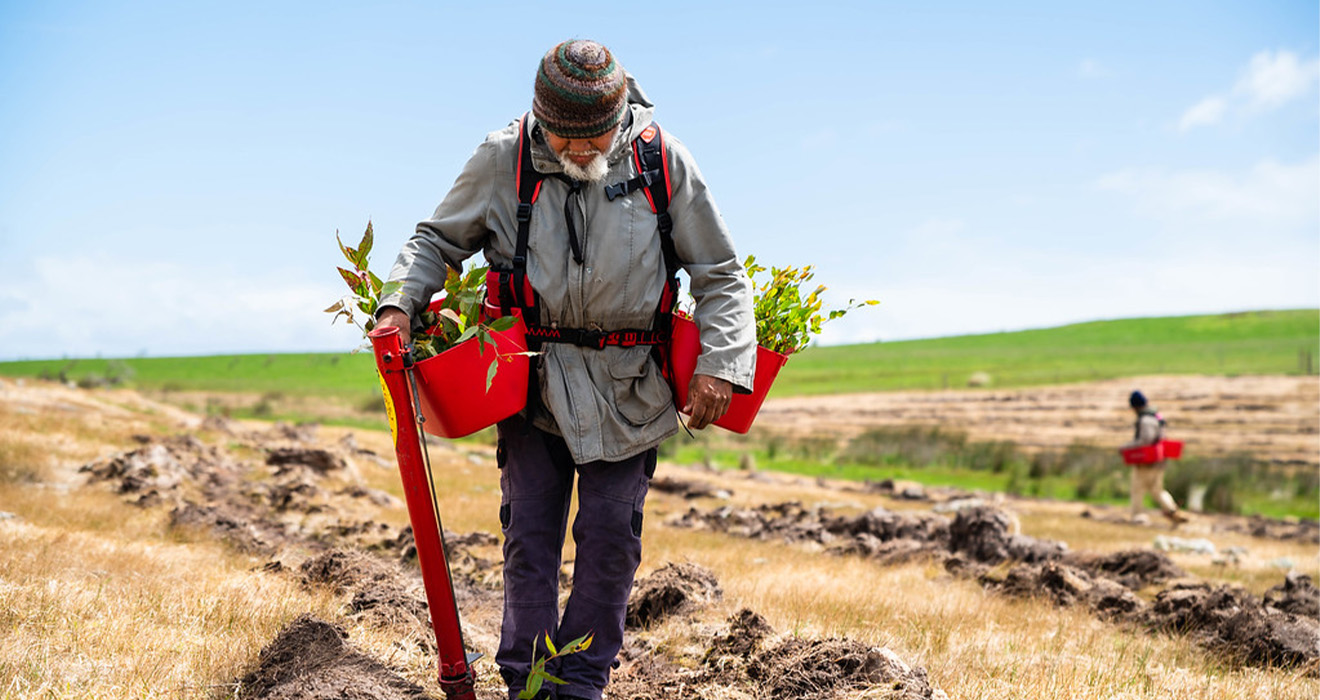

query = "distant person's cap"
(533, 40), (628, 139)
(1129, 390), (1147, 408)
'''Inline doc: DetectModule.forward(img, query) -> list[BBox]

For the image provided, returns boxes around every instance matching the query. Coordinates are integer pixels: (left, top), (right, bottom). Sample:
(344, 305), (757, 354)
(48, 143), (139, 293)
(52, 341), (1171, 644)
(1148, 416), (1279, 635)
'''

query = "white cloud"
(1177, 96), (1227, 130)
(1179, 49), (1320, 131)
(1237, 50), (1320, 110)
(1097, 154), (1320, 227)
(0, 257), (357, 360)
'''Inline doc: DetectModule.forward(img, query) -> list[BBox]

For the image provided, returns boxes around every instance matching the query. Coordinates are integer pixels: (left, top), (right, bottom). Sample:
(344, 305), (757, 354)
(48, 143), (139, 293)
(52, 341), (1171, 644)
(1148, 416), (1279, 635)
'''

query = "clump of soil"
(947, 506), (1065, 565)
(612, 607), (949, 700)
(170, 501), (288, 555)
(1264, 572), (1320, 618)
(719, 609), (946, 700)
(650, 475), (730, 499)
(300, 549), (432, 633)
(236, 614), (430, 700)
(1215, 514), (1320, 545)
(981, 561), (1143, 618)
(626, 561), (722, 629)
(266, 447), (348, 474)
(1066, 548), (1185, 589)
(1142, 581), (1320, 670)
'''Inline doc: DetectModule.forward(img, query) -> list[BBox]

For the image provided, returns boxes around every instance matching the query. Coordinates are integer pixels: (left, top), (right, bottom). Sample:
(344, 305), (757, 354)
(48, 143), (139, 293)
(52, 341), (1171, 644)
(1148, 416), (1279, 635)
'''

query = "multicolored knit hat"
(533, 40), (628, 139)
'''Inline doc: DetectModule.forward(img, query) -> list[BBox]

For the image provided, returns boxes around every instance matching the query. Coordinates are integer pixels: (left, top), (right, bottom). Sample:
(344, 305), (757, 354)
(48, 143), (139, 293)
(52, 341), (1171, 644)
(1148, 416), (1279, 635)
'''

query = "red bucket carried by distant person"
(408, 300), (529, 439)
(1122, 440), (1184, 465)
(667, 313), (789, 434)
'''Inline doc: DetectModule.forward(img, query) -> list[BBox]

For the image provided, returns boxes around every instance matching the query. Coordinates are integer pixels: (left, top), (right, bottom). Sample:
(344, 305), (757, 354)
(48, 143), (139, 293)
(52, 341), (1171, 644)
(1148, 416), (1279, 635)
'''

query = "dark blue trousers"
(495, 415), (654, 700)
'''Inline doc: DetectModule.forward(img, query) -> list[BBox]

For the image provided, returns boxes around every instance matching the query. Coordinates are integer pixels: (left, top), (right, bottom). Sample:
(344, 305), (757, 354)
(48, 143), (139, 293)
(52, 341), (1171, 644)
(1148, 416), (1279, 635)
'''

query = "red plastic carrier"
(411, 303), (529, 438)
(668, 313), (789, 434)
(1121, 440), (1184, 465)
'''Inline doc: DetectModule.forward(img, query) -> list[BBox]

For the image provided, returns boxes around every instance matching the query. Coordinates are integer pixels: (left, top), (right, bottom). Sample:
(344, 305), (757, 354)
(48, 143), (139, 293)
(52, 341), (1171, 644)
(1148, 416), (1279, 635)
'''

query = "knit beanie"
(533, 40), (628, 139)
(1129, 390), (1147, 409)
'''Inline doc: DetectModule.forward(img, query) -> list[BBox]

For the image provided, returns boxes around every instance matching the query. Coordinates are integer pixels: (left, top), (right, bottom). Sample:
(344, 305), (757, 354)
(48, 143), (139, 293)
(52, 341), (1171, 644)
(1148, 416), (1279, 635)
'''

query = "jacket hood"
(529, 72), (655, 172)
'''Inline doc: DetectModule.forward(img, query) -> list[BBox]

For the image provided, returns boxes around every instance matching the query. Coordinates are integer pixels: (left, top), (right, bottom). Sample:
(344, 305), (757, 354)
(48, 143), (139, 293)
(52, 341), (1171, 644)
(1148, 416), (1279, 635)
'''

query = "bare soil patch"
(757, 374), (1320, 466)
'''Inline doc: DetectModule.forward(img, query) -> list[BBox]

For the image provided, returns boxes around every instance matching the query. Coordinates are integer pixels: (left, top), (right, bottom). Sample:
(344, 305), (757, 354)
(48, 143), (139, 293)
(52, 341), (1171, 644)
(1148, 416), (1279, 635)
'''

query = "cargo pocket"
(608, 347), (672, 427)
(630, 456), (654, 537)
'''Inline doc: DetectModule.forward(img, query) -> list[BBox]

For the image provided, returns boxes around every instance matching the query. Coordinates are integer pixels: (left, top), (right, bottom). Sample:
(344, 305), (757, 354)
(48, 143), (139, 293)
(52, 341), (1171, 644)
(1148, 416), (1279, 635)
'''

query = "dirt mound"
(947, 506), (1066, 565)
(80, 436), (244, 498)
(170, 502), (286, 554)
(649, 475), (730, 499)
(1264, 572), (1320, 618)
(1142, 582), (1320, 670)
(675, 500), (1319, 673)
(671, 502), (950, 550)
(625, 561), (723, 629)
(300, 549), (434, 642)
(266, 447), (348, 474)
(1214, 514), (1320, 545)
(236, 614), (430, 700)
(983, 561), (1143, 617)
(1067, 548), (1185, 589)
(613, 607), (948, 700)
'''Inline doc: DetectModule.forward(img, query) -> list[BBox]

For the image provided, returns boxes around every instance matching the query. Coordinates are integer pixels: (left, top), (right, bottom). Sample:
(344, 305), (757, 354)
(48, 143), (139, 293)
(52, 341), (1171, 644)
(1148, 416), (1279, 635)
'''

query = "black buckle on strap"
(516, 203), (533, 222)
(580, 328), (606, 350)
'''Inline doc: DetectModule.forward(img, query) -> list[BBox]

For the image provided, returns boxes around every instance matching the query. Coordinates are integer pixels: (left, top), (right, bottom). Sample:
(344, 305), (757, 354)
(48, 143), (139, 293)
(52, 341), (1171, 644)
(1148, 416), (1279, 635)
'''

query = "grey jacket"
(380, 77), (756, 464)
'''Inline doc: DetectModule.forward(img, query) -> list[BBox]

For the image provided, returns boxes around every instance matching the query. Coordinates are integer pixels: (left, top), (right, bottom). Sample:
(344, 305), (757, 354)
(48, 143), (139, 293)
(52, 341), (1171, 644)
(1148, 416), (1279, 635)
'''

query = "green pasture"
(1, 309), (1314, 403)
(773, 308), (1319, 395)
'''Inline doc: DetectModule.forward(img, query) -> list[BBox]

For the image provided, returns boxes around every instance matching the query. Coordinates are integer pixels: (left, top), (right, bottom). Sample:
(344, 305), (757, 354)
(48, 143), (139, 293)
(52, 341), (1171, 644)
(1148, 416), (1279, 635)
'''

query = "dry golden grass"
(1, 378), (1316, 700)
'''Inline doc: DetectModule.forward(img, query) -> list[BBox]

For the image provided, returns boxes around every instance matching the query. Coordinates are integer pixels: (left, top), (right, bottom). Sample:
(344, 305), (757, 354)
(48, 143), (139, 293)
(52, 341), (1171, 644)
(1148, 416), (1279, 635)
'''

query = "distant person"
(1120, 390), (1188, 525)
(375, 40), (756, 700)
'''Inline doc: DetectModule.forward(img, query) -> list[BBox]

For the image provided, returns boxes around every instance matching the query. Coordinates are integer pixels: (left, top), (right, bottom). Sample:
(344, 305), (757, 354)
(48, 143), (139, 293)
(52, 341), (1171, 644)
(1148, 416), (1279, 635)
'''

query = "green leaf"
(357, 221), (374, 267)
(381, 280), (403, 299)
(335, 230), (355, 266)
(487, 315), (516, 332)
(486, 358), (498, 393)
(544, 632), (557, 656)
(518, 675), (543, 699)
(456, 325), (479, 345)
(543, 673), (567, 686)
(338, 267), (363, 293)
(368, 270), (384, 295)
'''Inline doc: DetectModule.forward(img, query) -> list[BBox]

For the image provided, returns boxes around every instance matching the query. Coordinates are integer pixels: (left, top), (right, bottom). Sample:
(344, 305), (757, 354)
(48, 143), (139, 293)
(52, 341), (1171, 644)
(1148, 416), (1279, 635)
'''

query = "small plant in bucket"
(326, 221), (525, 390)
(743, 255), (878, 355)
(518, 631), (594, 699)
(670, 255), (877, 433)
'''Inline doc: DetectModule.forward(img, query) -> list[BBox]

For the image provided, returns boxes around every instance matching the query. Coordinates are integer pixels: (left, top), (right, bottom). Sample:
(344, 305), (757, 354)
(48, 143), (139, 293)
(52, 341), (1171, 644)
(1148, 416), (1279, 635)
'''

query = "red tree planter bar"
(368, 326), (478, 700)
(668, 313), (789, 434)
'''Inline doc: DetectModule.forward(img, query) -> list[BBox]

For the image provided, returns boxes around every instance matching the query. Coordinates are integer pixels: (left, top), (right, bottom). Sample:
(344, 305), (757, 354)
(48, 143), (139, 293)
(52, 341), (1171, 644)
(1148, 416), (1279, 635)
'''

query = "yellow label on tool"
(377, 370), (398, 445)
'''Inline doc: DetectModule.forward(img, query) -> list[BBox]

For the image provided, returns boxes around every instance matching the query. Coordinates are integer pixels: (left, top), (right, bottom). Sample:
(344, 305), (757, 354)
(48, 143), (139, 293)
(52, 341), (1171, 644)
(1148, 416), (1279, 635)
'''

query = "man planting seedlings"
(375, 40), (755, 700)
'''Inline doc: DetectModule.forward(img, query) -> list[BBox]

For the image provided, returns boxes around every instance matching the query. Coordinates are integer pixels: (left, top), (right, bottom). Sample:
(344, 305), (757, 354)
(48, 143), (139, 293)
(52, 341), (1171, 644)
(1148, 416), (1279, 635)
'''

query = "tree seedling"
(518, 631), (594, 699)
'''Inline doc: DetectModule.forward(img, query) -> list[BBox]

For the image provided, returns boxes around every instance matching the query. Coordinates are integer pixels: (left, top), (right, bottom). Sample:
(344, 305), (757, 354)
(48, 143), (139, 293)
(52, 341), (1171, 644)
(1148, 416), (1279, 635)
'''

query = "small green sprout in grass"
(518, 631), (594, 699)
(744, 255), (879, 355)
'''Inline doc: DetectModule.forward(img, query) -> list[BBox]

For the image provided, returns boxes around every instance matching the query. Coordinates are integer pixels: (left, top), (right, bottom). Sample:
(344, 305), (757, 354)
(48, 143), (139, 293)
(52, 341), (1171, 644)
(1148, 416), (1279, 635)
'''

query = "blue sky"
(0, 1), (1316, 360)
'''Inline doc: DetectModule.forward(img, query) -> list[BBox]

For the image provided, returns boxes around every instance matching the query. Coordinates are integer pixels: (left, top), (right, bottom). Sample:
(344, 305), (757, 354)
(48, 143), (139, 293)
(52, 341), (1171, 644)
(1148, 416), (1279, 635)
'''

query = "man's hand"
(375, 308), (412, 347)
(686, 374), (733, 430)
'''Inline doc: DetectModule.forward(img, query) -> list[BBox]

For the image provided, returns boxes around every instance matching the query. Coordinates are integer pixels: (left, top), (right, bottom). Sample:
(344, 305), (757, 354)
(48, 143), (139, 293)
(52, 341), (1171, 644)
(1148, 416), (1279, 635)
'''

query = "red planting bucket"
(1121, 440), (1184, 465)
(668, 313), (789, 434)
(412, 303), (529, 439)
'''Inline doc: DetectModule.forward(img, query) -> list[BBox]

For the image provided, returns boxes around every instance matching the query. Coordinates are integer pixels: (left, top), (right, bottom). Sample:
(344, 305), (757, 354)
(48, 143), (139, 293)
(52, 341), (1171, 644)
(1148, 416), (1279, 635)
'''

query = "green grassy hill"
(773, 308), (1319, 395)
(0, 309), (1315, 404)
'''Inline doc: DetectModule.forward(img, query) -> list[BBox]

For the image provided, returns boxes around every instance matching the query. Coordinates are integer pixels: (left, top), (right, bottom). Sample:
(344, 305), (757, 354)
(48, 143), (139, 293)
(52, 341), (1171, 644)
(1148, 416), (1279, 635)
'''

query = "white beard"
(557, 151), (609, 182)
